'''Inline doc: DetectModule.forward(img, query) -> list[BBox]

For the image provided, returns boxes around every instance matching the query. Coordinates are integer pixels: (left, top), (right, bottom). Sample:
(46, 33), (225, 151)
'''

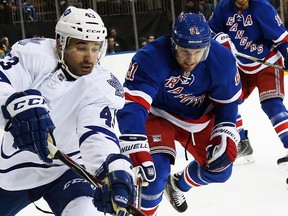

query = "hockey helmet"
(171, 12), (211, 60)
(55, 6), (107, 62)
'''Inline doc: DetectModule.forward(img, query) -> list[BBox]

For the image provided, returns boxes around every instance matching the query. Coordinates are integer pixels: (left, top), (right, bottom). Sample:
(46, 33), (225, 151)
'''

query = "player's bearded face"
(63, 39), (101, 76)
(175, 46), (205, 72)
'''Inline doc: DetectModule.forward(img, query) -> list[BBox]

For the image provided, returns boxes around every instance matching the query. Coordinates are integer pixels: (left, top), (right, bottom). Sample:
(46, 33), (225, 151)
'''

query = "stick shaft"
(235, 52), (287, 71)
(134, 168), (143, 210)
(136, 177), (143, 209)
(47, 142), (146, 216)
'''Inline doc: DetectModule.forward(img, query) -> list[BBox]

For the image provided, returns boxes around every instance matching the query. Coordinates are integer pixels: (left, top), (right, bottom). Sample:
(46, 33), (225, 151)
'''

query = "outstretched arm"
(47, 139), (145, 216)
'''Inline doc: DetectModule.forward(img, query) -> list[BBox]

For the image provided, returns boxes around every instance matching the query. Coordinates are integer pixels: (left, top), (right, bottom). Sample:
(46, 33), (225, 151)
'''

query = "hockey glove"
(276, 42), (288, 70)
(206, 123), (240, 172)
(120, 134), (156, 183)
(93, 154), (136, 216)
(213, 32), (238, 56)
(1, 89), (55, 163)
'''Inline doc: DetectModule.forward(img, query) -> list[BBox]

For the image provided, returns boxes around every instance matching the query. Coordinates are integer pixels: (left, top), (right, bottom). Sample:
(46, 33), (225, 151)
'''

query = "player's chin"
(80, 67), (93, 75)
(182, 64), (196, 72)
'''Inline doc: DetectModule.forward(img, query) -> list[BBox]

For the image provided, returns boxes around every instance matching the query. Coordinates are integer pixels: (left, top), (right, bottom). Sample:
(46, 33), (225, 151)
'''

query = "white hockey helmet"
(55, 6), (107, 62)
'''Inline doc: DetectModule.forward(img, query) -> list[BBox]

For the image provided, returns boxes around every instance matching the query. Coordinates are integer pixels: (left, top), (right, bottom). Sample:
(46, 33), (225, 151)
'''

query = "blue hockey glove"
(1, 89), (55, 163)
(120, 134), (156, 184)
(206, 123), (240, 172)
(276, 42), (288, 70)
(93, 154), (136, 216)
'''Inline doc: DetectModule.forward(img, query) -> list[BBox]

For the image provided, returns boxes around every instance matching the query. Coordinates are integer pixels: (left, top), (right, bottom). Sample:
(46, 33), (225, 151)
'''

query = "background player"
(209, 0), (288, 166)
(0, 6), (135, 216)
(117, 12), (242, 215)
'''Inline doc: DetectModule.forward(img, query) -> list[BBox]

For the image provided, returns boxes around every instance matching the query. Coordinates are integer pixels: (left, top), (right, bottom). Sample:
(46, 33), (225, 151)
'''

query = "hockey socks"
(261, 98), (288, 148)
(177, 160), (233, 191)
(141, 154), (171, 215)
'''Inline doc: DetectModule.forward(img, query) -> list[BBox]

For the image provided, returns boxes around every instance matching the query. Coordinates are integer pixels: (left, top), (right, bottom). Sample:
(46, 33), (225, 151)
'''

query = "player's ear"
(56, 38), (60, 51)
(55, 38), (63, 59)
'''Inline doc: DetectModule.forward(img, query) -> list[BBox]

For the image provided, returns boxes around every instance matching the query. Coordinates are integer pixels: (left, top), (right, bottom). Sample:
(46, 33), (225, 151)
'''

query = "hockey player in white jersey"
(0, 6), (136, 216)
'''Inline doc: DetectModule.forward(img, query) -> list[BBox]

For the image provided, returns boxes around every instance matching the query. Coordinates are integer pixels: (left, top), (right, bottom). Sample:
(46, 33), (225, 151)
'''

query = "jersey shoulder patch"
(107, 73), (124, 98)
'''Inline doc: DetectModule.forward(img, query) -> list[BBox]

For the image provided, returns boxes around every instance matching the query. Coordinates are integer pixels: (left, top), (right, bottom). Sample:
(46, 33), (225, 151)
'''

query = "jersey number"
(100, 106), (116, 128)
(0, 55), (19, 70)
(125, 62), (138, 81)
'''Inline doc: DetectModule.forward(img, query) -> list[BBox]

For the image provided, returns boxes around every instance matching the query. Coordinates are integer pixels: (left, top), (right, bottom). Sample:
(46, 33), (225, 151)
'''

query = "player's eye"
(182, 50), (189, 55)
(91, 47), (100, 52)
(77, 46), (86, 51)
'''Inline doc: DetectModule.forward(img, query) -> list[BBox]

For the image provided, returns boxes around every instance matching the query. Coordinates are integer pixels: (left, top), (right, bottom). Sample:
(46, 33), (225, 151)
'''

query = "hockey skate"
(164, 173), (188, 213)
(277, 153), (288, 167)
(235, 130), (255, 165)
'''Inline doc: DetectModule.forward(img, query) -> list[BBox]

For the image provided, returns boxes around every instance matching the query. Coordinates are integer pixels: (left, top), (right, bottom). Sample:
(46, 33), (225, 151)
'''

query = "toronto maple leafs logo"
(63, 8), (72, 16)
(107, 73), (124, 98)
(18, 38), (45, 46)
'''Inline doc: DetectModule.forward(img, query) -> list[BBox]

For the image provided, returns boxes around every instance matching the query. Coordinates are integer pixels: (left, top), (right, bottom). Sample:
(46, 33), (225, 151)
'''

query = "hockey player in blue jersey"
(209, 0), (288, 165)
(117, 12), (242, 215)
(0, 6), (136, 216)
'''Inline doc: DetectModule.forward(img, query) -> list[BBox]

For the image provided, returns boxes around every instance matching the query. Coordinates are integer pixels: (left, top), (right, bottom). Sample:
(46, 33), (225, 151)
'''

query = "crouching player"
(117, 12), (242, 215)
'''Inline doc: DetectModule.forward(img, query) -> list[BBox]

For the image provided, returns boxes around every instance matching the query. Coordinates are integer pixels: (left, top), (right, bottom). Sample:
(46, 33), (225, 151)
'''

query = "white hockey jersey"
(0, 38), (124, 190)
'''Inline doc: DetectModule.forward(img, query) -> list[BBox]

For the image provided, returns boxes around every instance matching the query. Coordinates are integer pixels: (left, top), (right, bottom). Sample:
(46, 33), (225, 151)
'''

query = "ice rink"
(7, 53), (288, 216)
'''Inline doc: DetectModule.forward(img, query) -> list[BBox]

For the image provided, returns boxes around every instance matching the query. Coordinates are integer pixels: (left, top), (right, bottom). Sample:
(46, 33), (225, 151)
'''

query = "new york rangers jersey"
(117, 36), (242, 135)
(0, 38), (124, 190)
(209, 0), (288, 74)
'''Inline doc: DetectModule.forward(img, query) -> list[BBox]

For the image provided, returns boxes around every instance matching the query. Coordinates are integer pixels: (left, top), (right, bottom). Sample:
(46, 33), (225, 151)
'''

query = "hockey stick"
(47, 141), (146, 216)
(136, 176), (143, 209)
(134, 167), (143, 210)
(235, 52), (288, 72)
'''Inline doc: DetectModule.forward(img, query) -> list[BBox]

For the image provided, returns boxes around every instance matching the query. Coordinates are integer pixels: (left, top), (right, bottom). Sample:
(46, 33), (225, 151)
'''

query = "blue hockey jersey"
(117, 36), (242, 135)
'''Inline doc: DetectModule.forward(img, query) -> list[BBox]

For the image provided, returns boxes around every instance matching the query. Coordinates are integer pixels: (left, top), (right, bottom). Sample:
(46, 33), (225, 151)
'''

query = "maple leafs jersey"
(117, 36), (242, 135)
(0, 38), (124, 190)
(209, 0), (288, 74)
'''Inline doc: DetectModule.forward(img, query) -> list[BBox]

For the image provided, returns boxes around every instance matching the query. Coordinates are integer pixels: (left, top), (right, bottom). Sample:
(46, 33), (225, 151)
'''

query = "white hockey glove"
(120, 134), (156, 183)
(206, 123), (240, 172)
(93, 154), (136, 216)
(213, 32), (238, 57)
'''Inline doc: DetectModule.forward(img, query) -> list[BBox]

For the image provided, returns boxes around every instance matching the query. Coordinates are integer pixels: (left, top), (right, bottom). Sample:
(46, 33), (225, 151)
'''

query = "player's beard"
(235, 0), (249, 9)
(79, 62), (94, 75)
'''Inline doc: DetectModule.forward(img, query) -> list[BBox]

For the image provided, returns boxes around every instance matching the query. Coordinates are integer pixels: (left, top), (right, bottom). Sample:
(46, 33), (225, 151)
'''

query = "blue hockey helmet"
(171, 12), (211, 50)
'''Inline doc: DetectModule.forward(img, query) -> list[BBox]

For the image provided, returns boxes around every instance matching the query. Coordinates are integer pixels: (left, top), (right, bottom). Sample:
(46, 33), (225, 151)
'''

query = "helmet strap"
(58, 60), (80, 80)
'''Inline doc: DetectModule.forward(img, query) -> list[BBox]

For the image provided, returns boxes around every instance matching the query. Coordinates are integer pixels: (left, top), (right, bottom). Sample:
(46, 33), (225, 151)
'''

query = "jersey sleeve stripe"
(124, 87), (152, 110)
(0, 70), (11, 85)
(125, 92), (151, 110)
(273, 31), (288, 44)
